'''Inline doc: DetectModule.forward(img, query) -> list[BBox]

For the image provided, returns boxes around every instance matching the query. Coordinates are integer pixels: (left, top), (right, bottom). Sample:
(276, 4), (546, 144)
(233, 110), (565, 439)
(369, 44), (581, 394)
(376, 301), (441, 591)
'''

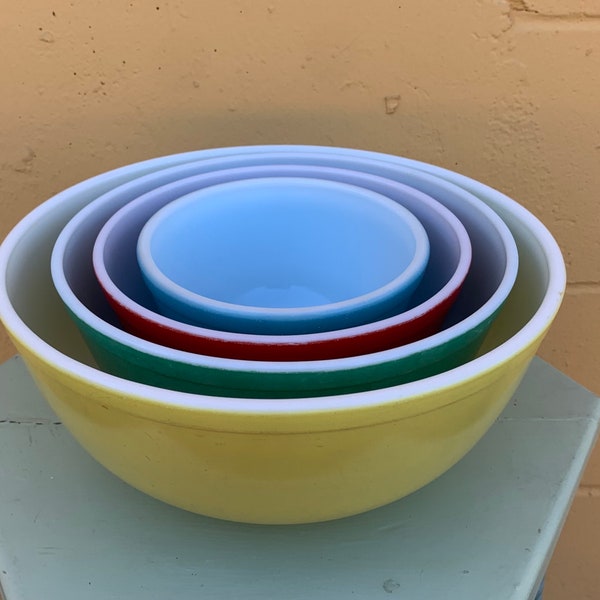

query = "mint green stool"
(0, 356), (597, 600)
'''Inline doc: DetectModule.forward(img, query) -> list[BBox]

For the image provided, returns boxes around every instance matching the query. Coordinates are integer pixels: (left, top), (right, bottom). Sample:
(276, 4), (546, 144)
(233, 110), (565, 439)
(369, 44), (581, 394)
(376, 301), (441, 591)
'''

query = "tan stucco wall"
(2, 1), (598, 393)
(0, 0), (600, 382)
(1, 1), (600, 594)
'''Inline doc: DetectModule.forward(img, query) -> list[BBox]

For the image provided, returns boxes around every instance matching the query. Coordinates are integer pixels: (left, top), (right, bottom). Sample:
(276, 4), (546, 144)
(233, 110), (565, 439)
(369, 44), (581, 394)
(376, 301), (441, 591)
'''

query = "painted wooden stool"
(0, 356), (597, 600)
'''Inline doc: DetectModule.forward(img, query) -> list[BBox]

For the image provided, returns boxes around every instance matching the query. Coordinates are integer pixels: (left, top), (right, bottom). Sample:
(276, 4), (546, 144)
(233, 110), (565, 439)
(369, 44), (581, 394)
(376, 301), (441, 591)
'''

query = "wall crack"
(509, 0), (539, 14)
(507, 0), (600, 21)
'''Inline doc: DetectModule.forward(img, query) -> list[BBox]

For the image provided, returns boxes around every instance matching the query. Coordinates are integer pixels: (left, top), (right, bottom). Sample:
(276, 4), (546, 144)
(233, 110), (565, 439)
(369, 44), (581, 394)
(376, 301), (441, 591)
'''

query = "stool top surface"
(0, 356), (598, 600)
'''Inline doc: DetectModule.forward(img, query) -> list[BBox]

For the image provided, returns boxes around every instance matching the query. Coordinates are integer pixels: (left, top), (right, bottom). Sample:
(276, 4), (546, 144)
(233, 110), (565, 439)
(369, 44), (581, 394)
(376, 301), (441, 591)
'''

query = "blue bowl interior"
(101, 163), (466, 338)
(137, 176), (429, 333)
(145, 178), (421, 305)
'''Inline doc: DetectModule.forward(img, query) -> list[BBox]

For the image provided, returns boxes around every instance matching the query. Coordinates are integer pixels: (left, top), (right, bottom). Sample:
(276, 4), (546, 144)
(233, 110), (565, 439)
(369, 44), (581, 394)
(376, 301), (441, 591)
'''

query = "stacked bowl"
(0, 145), (566, 524)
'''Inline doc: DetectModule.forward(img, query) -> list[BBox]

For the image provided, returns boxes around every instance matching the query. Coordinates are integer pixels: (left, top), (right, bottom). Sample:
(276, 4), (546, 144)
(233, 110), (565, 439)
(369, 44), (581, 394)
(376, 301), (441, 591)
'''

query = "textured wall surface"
(1, 0), (598, 391)
(1, 1), (599, 595)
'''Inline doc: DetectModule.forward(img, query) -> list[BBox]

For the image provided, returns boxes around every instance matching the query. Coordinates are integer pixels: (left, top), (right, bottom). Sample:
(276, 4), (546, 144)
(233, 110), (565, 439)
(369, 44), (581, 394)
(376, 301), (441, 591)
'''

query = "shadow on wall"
(68, 104), (454, 171)
(3, 101), (477, 202)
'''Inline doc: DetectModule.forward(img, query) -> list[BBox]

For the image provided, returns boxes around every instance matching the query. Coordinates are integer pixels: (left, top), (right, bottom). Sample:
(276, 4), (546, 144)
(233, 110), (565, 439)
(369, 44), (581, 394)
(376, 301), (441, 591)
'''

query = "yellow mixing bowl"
(0, 149), (565, 524)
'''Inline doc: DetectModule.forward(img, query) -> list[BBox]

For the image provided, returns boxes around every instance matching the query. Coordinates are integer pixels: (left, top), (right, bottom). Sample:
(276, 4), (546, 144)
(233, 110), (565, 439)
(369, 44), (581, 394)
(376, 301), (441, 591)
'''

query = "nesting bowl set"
(0, 145), (566, 524)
